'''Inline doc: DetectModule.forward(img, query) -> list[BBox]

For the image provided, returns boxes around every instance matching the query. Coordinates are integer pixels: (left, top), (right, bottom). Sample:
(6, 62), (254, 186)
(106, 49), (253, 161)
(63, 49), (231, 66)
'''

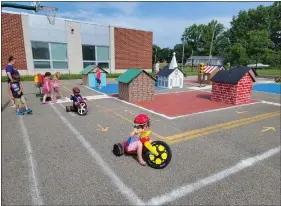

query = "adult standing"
(155, 61), (160, 74)
(5, 56), (19, 107)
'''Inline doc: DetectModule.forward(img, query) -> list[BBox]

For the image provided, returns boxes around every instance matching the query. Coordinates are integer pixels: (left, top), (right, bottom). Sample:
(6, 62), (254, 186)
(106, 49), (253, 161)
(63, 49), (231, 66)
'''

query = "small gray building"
(185, 56), (224, 66)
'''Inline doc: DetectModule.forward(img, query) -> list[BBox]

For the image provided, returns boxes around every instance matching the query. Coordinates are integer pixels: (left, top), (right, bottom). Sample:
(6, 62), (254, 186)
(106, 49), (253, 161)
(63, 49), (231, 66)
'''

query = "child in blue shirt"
(8, 75), (32, 115)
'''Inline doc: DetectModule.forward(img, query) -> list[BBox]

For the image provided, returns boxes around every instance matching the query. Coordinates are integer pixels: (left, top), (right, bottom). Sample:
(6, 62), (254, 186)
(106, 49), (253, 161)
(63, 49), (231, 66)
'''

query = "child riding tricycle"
(66, 87), (88, 116)
(113, 114), (172, 169)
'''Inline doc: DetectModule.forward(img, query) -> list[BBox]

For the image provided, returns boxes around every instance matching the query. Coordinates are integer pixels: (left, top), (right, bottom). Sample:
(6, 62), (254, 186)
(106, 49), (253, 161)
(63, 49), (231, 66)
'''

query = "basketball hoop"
(39, 6), (58, 25)
(32, 1), (58, 25)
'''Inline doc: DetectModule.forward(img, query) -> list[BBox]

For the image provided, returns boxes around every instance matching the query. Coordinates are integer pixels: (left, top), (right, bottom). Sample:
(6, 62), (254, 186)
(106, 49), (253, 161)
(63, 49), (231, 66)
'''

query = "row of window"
(31, 41), (110, 69)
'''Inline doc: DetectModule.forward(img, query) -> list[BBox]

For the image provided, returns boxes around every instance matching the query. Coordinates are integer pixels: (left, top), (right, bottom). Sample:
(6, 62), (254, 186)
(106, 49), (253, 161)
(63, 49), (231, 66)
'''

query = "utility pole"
(181, 35), (185, 71)
(209, 27), (216, 65)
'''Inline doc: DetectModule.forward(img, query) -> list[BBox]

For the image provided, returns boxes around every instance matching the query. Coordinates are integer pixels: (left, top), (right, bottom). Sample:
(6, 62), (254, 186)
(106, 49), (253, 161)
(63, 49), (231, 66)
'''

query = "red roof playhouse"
(210, 67), (256, 105)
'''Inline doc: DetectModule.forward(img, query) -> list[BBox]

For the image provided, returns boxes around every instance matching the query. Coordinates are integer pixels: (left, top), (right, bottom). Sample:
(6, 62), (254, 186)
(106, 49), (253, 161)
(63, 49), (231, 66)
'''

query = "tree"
(173, 43), (192, 64)
(227, 43), (248, 66)
(244, 30), (274, 65)
(152, 44), (161, 64)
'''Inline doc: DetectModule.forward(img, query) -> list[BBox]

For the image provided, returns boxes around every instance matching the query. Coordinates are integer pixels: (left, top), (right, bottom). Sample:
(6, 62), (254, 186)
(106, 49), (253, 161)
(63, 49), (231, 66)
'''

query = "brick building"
(117, 69), (156, 102)
(1, 11), (153, 75)
(210, 67), (256, 105)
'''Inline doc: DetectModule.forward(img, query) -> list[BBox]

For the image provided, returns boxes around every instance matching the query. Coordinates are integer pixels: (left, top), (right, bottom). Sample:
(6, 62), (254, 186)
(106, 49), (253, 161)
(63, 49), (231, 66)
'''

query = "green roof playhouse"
(116, 69), (156, 102)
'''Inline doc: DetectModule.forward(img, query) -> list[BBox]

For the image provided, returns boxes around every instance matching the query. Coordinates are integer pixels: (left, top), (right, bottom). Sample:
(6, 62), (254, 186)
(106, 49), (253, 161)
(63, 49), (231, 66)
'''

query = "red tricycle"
(113, 130), (172, 169)
(66, 96), (88, 116)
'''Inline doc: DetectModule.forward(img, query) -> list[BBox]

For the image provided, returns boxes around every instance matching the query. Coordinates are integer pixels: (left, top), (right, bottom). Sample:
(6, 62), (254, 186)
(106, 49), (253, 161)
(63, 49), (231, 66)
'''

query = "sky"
(3, 1), (274, 48)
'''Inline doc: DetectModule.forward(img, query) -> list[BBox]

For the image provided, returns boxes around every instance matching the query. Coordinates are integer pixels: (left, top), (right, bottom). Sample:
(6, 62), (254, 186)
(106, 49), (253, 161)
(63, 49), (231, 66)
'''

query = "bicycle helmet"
(134, 114), (150, 125)
(73, 87), (80, 93)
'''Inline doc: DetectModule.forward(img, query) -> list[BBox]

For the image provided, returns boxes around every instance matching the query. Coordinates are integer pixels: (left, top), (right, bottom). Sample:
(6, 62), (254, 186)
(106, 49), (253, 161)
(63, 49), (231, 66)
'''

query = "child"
(70, 87), (86, 109)
(8, 74), (32, 115)
(52, 72), (65, 100)
(95, 67), (102, 89)
(42, 72), (54, 104)
(126, 114), (151, 166)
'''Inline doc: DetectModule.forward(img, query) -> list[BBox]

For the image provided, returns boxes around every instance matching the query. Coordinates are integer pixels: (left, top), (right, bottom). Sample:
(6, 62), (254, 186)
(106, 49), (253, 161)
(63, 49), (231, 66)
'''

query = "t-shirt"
(96, 70), (101, 79)
(10, 82), (23, 98)
(5, 64), (19, 83)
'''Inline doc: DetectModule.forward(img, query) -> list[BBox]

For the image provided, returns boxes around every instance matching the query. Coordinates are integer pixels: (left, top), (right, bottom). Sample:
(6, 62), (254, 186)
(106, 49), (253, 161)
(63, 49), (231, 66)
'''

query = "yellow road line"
(165, 111), (280, 141)
(94, 103), (165, 140)
(62, 84), (72, 92)
(167, 112), (280, 145)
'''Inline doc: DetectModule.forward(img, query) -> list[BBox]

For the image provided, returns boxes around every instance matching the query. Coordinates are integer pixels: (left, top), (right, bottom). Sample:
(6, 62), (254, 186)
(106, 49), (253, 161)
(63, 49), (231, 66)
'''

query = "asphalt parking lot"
(1, 79), (280, 205)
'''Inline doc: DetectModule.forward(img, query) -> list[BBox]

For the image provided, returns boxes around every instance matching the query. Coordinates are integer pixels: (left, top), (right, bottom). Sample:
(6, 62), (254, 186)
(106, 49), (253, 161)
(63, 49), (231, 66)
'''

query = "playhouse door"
(88, 73), (96, 88)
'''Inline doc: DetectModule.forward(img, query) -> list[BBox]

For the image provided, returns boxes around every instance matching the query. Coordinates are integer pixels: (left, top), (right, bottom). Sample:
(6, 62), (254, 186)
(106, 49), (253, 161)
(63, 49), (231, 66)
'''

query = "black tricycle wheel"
(144, 141), (172, 169)
(66, 106), (71, 112)
(274, 77), (280, 83)
(113, 143), (124, 156)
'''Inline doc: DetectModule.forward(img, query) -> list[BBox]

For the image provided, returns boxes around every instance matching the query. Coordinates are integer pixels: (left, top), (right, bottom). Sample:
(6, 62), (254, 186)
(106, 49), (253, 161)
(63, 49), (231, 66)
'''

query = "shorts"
(53, 87), (59, 92)
(127, 140), (141, 152)
(96, 78), (101, 84)
(14, 96), (26, 106)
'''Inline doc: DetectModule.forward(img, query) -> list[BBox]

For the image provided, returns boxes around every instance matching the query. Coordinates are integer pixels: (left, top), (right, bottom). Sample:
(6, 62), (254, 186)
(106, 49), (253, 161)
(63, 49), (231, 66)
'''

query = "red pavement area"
(132, 91), (258, 117)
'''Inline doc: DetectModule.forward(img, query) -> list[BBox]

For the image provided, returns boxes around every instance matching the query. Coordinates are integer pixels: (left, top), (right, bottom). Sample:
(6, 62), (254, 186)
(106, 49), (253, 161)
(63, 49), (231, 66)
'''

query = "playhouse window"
(31, 41), (68, 69)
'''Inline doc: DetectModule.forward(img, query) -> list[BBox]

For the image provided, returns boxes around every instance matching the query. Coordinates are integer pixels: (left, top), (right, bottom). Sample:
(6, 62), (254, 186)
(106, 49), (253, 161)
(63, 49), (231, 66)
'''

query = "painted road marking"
(262, 126), (276, 132)
(166, 111), (280, 145)
(97, 124), (109, 132)
(145, 146), (281, 205)
(19, 116), (43, 205)
(50, 104), (145, 205)
(236, 110), (248, 114)
(93, 103), (165, 140)
(58, 103), (76, 116)
(261, 100), (281, 106)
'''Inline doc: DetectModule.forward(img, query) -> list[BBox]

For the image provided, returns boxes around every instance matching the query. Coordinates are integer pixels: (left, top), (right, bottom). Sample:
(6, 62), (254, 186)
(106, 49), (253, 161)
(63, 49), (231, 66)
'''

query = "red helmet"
(73, 87), (80, 93)
(134, 114), (150, 125)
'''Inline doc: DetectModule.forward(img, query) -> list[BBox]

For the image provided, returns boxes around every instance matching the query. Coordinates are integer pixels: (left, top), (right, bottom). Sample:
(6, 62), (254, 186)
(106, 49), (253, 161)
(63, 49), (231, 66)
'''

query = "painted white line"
(57, 103), (76, 116)
(188, 85), (212, 90)
(261, 100), (281, 107)
(55, 95), (111, 104)
(145, 146), (281, 206)
(168, 102), (262, 120)
(50, 104), (145, 205)
(19, 116), (43, 205)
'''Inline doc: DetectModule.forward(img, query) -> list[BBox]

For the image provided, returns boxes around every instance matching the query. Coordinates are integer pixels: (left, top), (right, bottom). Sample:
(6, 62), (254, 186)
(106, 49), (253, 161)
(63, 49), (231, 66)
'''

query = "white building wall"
(109, 26), (115, 73)
(66, 21), (83, 74)
(21, 14), (33, 75)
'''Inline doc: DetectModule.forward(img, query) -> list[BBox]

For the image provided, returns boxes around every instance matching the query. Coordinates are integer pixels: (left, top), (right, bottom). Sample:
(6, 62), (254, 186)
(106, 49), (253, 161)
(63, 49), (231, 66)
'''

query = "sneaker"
(42, 101), (48, 104)
(11, 104), (15, 108)
(51, 100), (57, 103)
(26, 108), (32, 113)
(17, 111), (24, 115)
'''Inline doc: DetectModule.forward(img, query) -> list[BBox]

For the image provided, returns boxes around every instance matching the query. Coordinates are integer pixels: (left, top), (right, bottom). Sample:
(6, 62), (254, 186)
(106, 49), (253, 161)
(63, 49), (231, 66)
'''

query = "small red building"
(210, 67), (256, 105)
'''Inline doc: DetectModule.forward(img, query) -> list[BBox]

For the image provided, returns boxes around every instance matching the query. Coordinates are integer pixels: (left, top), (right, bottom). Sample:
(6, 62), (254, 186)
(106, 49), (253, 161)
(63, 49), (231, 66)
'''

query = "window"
(82, 45), (109, 69)
(31, 41), (68, 69)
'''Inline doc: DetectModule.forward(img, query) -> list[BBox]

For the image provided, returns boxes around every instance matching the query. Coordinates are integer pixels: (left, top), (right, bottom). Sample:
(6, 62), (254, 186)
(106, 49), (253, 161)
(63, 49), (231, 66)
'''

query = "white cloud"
(58, 6), (232, 49)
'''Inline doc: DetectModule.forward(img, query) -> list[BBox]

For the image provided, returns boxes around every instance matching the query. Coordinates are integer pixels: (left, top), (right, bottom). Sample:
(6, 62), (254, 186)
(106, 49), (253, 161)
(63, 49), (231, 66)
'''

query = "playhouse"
(197, 65), (225, 84)
(80, 65), (108, 88)
(157, 52), (184, 89)
(117, 69), (156, 102)
(211, 66), (256, 105)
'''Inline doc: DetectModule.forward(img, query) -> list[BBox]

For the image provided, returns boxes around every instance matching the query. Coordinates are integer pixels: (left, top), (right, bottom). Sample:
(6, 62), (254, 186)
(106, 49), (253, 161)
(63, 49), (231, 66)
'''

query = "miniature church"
(157, 52), (184, 89)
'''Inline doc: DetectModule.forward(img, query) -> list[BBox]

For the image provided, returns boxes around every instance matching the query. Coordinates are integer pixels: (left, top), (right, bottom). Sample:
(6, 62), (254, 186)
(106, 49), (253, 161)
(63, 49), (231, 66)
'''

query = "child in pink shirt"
(42, 72), (54, 104)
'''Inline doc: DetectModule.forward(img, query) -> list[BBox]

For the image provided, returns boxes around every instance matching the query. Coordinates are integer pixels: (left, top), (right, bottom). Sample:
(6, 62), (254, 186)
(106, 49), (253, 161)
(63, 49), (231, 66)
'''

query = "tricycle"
(113, 130), (172, 169)
(66, 96), (88, 116)
(274, 76), (280, 83)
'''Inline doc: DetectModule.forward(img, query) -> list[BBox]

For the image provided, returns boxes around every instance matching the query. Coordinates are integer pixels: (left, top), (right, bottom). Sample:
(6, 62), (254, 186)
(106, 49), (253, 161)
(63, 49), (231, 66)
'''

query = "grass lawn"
(255, 68), (281, 76)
